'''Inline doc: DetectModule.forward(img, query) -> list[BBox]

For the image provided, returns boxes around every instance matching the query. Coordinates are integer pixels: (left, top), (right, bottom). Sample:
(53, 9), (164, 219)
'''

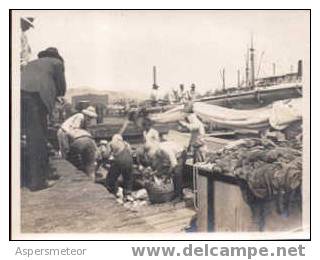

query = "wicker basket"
(145, 181), (175, 204)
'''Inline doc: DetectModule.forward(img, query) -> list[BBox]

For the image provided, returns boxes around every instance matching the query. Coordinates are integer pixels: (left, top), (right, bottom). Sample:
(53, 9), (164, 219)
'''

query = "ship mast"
(222, 68), (225, 91)
(245, 47), (249, 88)
(250, 34), (255, 88)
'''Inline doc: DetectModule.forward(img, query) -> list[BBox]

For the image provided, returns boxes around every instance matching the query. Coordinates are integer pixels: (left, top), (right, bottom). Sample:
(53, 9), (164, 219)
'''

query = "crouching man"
(106, 134), (134, 202)
(57, 106), (97, 159)
(145, 141), (186, 201)
(67, 129), (98, 180)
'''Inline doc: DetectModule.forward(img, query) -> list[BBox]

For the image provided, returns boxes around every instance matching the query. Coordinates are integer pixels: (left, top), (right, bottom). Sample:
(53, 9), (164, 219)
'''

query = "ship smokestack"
(153, 65), (157, 87)
(297, 60), (303, 79)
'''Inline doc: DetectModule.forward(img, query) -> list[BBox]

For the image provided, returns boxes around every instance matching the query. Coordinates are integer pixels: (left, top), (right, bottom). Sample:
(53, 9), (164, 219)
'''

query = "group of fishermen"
(150, 83), (200, 106)
(53, 104), (207, 203)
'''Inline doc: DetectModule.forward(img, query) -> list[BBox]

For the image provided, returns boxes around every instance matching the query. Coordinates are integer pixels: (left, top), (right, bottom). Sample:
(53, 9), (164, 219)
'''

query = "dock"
(21, 158), (195, 233)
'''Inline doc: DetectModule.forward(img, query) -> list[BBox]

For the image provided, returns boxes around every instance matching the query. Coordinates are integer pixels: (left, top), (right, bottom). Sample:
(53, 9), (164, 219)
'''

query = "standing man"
(57, 106), (97, 159)
(188, 83), (199, 101)
(150, 84), (160, 107)
(95, 103), (105, 124)
(179, 113), (207, 163)
(178, 84), (187, 103)
(21, 47), (66, 191)
(20, 17), (34, 68)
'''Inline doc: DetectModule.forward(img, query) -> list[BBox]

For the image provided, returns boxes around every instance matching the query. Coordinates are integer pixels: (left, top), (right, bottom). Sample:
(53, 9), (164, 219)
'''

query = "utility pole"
(237, 69), (240, 88)
(250, 34), (255, 88)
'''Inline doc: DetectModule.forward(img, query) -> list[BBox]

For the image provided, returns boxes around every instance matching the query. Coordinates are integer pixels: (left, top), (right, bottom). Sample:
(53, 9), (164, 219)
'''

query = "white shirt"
(61, 113), (84, 133)
(179, 89), (188, 103)
(179, 114), (206, 146)
(20, 31), (31, 66)
(143, 128), (160, 144)
(156, 141), (184, 168)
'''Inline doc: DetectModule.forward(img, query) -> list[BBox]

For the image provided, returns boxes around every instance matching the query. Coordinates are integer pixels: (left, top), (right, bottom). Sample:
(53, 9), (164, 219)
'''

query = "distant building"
(72, 94), (108, 108)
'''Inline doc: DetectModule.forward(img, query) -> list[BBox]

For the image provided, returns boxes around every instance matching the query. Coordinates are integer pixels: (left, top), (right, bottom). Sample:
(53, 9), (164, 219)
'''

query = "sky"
(16, 10), (310, 96)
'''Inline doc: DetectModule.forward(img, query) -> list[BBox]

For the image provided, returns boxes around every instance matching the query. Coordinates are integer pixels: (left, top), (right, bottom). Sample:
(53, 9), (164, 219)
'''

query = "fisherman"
(20, 17), (34, 69)
(142, 117), (160, 144)
(95, 103), (105, 124)
(172, 88), (179, 103)
(106, 134), (134, 202)
(21, 47), (66, 191)
(96, 139), (111, 171)
(144, 141), (186, 201)
(187, 83), (199, 101)
(67, 129), (98, 180)
(179, 112), (207, 163)
(57, 106), (97, 159)
(178, 84), (188, 103)
(150, 84), (160, 106)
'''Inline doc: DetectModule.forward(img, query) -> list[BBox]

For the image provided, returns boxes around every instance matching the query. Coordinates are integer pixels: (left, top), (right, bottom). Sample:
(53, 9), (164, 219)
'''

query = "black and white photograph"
(10, 10), (310, 240)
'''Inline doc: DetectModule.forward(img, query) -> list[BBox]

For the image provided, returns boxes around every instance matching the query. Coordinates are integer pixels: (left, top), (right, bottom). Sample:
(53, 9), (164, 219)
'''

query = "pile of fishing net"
(195, 123), (302, 215)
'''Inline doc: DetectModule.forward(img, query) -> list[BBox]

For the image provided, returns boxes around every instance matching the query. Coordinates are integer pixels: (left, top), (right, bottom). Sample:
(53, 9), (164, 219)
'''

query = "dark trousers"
(67, 136), (97, 176)
(173, 155), (185, 198)
(21, 92), (49, 190)
(106, 149), (133, 196)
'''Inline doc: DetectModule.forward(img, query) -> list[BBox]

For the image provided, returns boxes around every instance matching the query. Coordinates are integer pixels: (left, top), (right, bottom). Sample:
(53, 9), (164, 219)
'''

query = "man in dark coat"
(21, 47), (66, 191)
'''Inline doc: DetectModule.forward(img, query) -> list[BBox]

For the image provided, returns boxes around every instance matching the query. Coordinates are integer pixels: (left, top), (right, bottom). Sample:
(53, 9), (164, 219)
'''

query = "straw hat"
(82, 106), (98, 118)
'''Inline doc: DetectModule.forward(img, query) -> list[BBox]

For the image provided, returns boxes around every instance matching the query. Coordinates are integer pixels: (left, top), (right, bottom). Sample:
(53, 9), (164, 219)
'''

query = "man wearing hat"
(20, 17), (34, 68)
(21, 47), (66, 191)
(57, 106), (97, 159)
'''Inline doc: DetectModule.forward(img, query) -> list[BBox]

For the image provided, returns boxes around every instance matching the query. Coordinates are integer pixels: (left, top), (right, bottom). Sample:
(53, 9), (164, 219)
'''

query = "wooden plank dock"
(21, 158), (195, 233)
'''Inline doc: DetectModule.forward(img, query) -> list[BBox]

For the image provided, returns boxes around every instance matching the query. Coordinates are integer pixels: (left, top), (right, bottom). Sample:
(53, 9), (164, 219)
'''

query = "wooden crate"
(196, 170), (302, 232)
